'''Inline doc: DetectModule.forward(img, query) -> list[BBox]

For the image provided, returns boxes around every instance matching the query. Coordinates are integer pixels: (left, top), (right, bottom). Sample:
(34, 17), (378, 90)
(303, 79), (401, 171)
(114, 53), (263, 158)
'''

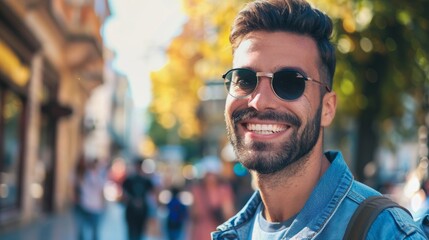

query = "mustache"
(231, 108), (301, 127)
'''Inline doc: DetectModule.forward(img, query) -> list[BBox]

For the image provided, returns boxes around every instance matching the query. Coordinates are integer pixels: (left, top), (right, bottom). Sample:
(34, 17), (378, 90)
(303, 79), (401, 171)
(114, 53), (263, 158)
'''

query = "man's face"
(224, 31), (326, 174)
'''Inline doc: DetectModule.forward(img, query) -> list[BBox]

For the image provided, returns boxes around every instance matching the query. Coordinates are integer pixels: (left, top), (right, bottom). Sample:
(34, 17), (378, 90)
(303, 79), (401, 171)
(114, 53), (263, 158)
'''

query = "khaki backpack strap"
(343, 196), (412, 240)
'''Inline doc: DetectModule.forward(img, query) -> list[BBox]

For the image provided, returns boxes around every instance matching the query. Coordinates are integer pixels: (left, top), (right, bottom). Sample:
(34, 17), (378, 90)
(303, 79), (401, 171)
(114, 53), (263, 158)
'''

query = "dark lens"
(273, 70), (305, 100)
(225, 69), (257, 98)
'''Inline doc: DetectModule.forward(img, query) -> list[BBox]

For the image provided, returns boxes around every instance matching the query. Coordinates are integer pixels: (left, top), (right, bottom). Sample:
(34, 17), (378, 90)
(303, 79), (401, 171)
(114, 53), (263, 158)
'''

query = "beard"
(226, 105), (322, 175)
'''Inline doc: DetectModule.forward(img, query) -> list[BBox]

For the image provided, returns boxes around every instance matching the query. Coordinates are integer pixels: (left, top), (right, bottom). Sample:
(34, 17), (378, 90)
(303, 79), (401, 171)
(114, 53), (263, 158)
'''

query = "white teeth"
(246, 123), (287, 134)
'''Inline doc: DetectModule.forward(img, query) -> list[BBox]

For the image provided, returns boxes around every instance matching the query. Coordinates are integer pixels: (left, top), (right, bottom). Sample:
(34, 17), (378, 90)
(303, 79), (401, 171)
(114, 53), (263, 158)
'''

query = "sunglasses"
(222, 68), (331, 101)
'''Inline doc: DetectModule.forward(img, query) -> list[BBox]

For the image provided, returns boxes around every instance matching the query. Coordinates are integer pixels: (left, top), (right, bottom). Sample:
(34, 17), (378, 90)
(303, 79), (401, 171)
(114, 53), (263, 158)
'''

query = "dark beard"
(226, 105), (322, 174)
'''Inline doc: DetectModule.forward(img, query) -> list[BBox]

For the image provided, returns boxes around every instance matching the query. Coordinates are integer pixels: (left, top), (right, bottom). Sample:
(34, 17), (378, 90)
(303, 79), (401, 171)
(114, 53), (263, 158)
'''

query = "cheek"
(295, 94), (319, 126)
(302, 88), (321, 111)
(302, 85), (324, 112)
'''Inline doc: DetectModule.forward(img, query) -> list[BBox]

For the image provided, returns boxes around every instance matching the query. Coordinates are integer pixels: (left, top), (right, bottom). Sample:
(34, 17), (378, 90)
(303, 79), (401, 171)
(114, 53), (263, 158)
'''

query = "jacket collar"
(212, 151), (354, 239)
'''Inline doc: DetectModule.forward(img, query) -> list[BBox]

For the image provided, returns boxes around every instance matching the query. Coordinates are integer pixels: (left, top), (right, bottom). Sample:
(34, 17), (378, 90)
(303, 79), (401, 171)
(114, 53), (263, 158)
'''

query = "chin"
(238, 151), (287, 174)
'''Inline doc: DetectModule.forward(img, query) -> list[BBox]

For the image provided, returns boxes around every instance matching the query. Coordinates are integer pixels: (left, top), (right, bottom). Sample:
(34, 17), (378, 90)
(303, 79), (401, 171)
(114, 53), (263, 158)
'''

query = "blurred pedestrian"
(122, 157), (155, 240)
(190, 165), (234, 240)
(165, 186), (188, 240)
(74, 157), (107, 240)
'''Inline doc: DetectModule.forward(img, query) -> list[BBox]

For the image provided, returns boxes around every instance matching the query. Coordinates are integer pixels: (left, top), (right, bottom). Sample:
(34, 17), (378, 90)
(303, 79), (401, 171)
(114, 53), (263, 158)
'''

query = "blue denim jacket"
(211, 151), (428, 239)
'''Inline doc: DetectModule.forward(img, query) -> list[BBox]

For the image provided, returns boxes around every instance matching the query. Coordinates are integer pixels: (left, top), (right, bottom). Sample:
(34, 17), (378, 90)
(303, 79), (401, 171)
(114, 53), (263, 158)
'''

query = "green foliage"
(318, 0), (429, 137)
(312, 0), (429, 180)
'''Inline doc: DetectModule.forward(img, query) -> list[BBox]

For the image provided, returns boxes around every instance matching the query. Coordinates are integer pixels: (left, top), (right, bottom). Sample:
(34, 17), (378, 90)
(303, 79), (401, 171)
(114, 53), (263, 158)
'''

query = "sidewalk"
(0, 202), (128, 240)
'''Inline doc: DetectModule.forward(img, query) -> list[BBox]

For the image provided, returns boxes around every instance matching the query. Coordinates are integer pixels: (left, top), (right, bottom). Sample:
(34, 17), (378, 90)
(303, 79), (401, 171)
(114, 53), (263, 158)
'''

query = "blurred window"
(0, 90), (24, 210)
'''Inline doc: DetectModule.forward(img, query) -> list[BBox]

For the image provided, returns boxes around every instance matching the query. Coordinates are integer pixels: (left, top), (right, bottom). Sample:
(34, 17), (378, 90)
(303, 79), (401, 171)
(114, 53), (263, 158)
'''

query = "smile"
(245, 123), (289, 134)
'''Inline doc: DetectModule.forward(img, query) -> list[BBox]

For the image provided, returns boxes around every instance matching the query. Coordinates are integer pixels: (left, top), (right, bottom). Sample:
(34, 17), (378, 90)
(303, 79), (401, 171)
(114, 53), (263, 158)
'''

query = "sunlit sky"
(102, 0), (187, 109)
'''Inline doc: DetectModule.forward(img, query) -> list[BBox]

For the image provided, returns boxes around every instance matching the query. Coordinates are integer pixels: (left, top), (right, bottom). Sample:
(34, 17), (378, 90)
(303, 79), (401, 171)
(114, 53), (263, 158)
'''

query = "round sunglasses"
(222, 68), (331, 101)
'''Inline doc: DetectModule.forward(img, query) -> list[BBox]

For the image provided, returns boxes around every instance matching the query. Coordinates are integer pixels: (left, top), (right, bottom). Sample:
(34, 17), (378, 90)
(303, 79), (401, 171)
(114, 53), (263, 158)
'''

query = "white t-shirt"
(250, 203), (296, 240)
(79, 168), (106, 213)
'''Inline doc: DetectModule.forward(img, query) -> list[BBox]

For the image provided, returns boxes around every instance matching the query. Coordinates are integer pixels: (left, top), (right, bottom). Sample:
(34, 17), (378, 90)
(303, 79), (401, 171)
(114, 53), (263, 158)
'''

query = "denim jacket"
(211, 151), (428, 240)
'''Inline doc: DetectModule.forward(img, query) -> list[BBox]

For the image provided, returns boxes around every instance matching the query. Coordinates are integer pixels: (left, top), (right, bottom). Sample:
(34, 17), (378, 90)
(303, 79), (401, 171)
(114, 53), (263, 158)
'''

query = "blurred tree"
(149, 0), (247, 160)
(314, 0), (429, 182)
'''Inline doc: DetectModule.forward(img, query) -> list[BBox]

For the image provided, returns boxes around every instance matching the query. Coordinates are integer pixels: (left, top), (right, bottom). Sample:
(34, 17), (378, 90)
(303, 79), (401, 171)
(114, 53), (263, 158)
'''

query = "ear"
(321, 91), (337, 127)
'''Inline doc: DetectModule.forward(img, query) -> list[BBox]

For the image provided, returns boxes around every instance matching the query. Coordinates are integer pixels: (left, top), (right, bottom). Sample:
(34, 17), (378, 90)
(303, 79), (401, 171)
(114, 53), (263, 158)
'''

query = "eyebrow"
(274, 66), (308, 75)
(232, 65), (310, 77)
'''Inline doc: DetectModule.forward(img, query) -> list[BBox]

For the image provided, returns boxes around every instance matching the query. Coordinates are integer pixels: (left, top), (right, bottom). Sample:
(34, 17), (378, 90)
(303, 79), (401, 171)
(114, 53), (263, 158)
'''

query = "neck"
(254, 148), (330, 222)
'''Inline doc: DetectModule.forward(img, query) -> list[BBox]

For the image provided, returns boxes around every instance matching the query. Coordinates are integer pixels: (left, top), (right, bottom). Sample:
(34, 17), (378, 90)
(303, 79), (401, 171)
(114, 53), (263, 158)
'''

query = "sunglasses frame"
(222, 68), (331, 101)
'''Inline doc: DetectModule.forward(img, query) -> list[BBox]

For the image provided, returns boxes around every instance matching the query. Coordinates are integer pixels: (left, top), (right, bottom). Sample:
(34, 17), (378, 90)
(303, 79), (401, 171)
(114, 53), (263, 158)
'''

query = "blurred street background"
(0, 0), (429, 239)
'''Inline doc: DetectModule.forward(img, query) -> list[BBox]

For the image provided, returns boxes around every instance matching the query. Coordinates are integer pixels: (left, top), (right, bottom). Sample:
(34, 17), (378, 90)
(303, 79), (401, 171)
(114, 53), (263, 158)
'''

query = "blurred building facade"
(83, 46), (135, 165)
(0, 0), (110, 229)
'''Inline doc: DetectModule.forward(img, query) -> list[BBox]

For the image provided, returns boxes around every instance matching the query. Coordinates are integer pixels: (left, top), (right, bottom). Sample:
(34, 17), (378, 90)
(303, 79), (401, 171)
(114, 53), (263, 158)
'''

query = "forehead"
(233, 31), (320, 73)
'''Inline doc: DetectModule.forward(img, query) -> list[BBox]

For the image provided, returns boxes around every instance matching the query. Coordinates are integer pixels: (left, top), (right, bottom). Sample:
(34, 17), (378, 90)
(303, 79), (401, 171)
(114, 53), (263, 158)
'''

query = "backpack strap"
(343, 195), (412, 240)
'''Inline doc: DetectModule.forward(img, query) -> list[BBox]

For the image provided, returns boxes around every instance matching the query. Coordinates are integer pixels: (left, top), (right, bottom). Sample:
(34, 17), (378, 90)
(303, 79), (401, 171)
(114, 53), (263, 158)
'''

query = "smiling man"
(211, 0), (428, 239)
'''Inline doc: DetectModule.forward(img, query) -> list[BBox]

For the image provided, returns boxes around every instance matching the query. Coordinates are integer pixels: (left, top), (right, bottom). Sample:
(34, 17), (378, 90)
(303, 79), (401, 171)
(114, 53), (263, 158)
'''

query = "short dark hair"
(133, 156), (145, 167)
(230, 0), (336, 87)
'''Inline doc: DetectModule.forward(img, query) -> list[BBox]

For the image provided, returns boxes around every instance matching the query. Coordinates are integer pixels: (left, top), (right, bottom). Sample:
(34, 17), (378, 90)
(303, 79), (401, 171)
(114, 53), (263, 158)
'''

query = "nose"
(247, 76), (279, 111)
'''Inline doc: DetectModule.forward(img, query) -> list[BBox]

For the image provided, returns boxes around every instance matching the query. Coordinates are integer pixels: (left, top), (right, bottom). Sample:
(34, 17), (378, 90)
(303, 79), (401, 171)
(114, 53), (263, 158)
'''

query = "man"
(211, 0), (428, 239)
(74, 158), (107, 240)
(122, 157), (155, 240)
